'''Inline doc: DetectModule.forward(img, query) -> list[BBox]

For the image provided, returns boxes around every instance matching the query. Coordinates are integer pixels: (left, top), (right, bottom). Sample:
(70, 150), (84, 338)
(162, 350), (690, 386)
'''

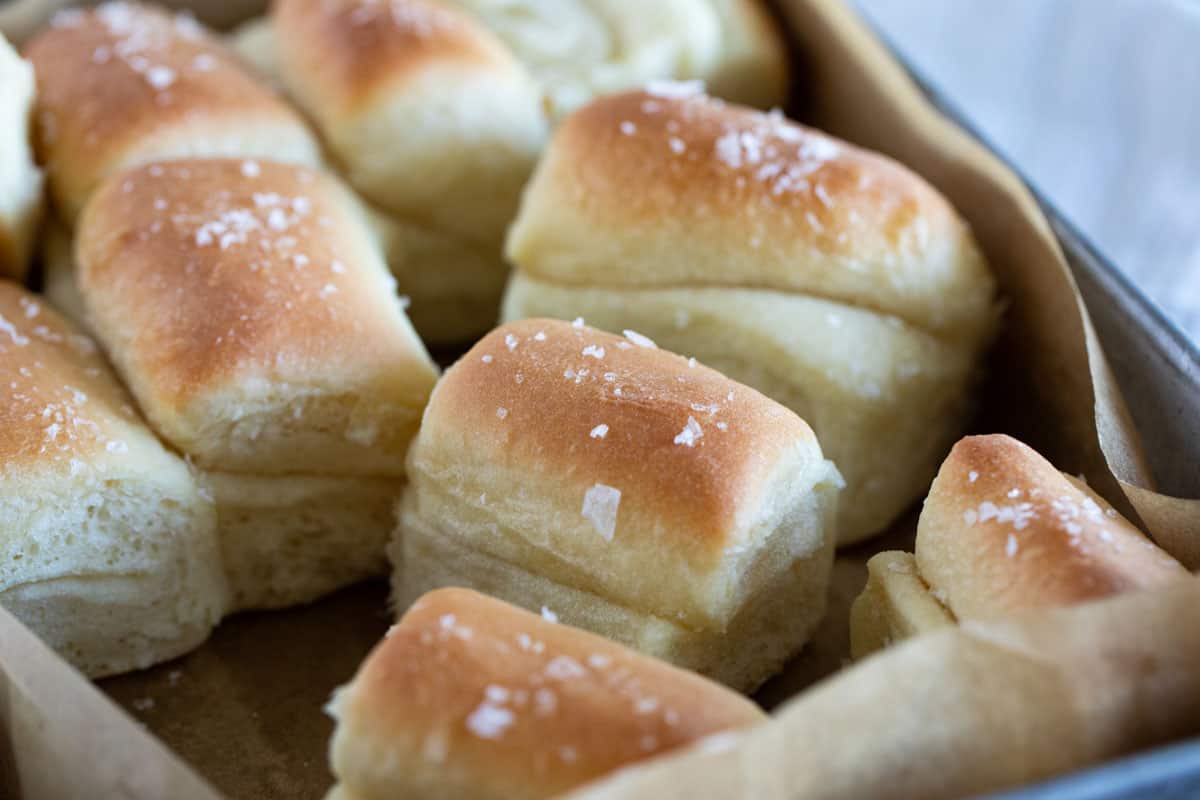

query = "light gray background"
(854, 0), (1200, 340)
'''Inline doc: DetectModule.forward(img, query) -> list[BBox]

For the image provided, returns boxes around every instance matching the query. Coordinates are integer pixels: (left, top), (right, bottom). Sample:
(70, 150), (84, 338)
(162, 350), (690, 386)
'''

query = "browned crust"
(76, 158), (433, 419)
(0, 281), (143, 468)
(417, 318), (822, 558)
(271, 0), (519, 115)
(334, 588), (764, 797)
(915, 435), (1188, 618)
(25, 3), (316, 217)
(507, 89), (996, 338)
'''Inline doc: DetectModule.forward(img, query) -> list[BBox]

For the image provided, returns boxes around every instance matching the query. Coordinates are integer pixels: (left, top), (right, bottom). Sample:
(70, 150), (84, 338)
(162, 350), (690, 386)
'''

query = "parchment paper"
(1, 0), (1197, 798)
(0, 605), (220, 800)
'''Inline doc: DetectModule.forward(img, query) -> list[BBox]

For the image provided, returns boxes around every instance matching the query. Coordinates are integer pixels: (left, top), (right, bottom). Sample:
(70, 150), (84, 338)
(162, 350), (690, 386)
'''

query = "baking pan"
(865, 23), (1200, 800)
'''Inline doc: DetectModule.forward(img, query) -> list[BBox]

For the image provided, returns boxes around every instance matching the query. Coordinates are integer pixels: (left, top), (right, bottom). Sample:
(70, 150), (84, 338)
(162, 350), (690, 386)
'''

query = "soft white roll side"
(0, 282), (227, 677)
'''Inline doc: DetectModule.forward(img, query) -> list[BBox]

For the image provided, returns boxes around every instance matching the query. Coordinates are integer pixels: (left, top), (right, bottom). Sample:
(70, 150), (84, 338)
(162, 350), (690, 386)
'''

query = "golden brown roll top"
(507, 87), (995, 342)
(849, 435), (1188, 658)
(406, 318), (840, 629)
(916, 434), (1187, 617)
(0, 34), (42, 280)
(326, 588), (765, 800)
(25, 2), (321, 223)
(0, 282), (158, 475)
(75, 158), (438, 477)
(270, 0), (546, 248)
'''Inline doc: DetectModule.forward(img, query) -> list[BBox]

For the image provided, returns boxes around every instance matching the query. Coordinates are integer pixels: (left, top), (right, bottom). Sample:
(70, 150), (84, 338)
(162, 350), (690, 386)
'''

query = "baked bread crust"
(25, 2), (321, 222)
(326, 588), (765, 800)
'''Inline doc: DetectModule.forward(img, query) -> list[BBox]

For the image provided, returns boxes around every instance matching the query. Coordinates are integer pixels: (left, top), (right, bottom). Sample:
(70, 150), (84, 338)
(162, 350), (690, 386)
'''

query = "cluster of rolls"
(0, 2), (1192, 799)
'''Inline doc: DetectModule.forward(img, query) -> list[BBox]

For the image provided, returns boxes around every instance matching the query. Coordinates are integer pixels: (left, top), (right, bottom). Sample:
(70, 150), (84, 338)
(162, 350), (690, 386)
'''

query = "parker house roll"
(0, 34), (42, 280)
(76, 158), (439, 611)
(267, 0), (548, 343)
(325, 588), (765, 800)
(568, 576), (1200, 800)
(504, 86), (999, 545)
(24, 2), (321, 225)
(394, 319), (844, 693)
(849, 434), (1189, 659)
(227, 9), (512, 343)
(0, 282), (226, 677)
(439, 0), (788, 120)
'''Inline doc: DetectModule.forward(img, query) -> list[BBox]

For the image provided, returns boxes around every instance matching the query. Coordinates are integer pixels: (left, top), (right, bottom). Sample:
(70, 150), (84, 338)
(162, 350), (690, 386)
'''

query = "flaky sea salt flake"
(622, 329), (656, 349)
(673, 416), (703, 447)
(582, 483), (621, 541)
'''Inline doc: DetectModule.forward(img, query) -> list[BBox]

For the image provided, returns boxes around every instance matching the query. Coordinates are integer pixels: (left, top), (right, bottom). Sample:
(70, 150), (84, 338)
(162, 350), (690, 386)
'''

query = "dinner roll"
(263, 0), (545, 342)
(849, 434), (1188, 659)
(326, 588), (765, 800)
(568, 575), (1200, 800)
(270, 0), (545, 250)
(228, 12), (510, 343)
(393, 319), (843, 692)
(77, 158), (437, 476)
(25, 2), (321, 224)
(76, 158), (439, 610)
(503, 86), (999, 544)
(0, 34), (42, 280)
(441, 0), (787, 120)
(0, 282), (226, 677)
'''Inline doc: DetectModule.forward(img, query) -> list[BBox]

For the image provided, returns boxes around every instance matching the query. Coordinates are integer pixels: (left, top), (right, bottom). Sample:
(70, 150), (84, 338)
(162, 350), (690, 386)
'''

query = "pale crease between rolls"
(40, 216), (87, 329)
(75, 158), (439, 611)
(849, 434), (1189, 659)
(0, 282), (227, 677)
(0, 33), (42, 280)
(567, 575), (1200, 800)
(392, 318), (843, 693)
(325, 588), (765, 800)
(503, 87), (1000, 545)
(24, 2), (321, 225)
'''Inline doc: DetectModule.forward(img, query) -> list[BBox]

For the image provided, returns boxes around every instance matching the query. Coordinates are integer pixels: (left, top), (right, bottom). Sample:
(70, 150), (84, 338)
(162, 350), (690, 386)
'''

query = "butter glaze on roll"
(25, 2), (321, 223)
(0, 282), (226, 677)
(76, 158), (438, 610)
(0, 34), (42, 280)
(393, 318), (843, 692)
(850, 434), (1188, 658)
(503, 85), (999, 544)
(325, 588), (765, 800)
